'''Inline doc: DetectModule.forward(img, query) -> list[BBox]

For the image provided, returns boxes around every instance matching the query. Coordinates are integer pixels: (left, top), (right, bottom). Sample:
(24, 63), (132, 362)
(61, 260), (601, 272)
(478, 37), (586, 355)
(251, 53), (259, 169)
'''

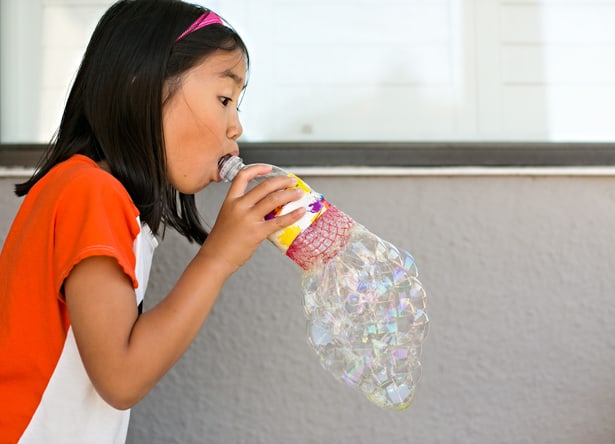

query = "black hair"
(15, 0), (249, 244)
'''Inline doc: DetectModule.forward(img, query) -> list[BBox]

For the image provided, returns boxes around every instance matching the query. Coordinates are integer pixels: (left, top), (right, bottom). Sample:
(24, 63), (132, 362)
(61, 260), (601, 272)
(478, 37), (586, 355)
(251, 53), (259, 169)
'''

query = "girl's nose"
(227, 111), (243, 140)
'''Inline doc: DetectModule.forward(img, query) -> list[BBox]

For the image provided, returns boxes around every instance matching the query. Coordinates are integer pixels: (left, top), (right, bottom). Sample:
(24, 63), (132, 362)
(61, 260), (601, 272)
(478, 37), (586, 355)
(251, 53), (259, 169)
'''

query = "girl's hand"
(200, 164), (306, 275)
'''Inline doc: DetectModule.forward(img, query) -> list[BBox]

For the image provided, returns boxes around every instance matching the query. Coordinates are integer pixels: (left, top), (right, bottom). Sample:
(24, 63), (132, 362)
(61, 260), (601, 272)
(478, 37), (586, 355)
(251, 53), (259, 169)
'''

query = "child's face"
(162, 48), (246, 194)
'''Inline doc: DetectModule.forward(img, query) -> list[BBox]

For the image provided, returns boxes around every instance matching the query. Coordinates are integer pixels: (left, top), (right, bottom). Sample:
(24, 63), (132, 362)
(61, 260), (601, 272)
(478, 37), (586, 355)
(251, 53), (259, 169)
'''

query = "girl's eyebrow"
(219, 69), (244, 87)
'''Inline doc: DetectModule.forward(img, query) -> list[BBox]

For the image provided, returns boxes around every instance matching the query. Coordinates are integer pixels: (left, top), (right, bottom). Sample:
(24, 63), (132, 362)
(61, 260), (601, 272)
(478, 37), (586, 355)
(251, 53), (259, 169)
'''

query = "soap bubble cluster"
(301, 224), (428, 410)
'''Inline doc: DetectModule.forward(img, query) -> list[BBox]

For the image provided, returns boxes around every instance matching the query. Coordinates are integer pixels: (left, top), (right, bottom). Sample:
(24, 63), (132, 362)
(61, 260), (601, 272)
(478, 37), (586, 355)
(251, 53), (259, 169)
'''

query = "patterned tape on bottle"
(266, 174), (329, 253)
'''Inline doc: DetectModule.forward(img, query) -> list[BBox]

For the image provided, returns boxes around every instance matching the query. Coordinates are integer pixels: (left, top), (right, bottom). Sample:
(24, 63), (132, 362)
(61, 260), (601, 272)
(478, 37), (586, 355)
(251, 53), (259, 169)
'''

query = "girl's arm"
(64, 165), (305, 410)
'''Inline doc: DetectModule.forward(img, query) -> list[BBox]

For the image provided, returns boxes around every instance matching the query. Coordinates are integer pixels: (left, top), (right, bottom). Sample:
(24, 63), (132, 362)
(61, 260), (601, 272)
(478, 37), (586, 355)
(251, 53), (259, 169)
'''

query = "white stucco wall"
(3, 172), (612, 443)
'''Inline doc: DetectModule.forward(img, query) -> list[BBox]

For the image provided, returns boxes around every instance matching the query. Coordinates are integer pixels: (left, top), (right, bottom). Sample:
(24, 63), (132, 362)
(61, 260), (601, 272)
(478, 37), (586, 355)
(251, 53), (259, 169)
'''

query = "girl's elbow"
(105, 394), (140, 411)
(93, 380), (148, 410)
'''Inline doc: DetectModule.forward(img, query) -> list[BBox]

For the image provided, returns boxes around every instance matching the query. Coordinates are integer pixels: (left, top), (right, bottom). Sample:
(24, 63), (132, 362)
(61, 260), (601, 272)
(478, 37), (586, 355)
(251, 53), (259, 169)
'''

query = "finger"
(250, 175), (299, 201)
(252, 188), (304, 217)
(263, 206), (307, 233)
(225, 164), (273, 199)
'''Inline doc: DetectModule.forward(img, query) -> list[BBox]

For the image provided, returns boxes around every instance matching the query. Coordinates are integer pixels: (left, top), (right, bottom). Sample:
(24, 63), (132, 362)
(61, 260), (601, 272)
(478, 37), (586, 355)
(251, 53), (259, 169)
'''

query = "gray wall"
(2, 173), (615, 444)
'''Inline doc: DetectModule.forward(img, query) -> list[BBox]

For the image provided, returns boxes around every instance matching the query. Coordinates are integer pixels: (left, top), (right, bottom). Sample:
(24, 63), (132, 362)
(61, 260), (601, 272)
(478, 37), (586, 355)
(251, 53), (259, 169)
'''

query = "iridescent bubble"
(342, 358), (365, 386)
(308, 319), (333, 348)
(344, 293), (364, 314)
(385, 377), (414, 409)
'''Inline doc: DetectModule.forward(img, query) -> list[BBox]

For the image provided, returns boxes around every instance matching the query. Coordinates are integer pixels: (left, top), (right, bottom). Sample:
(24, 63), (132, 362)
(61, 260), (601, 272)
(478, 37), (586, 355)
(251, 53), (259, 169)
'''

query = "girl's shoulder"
(51, 154), (119, 186)
(32, 154), (139, 217)
(45, 154), (131, 199)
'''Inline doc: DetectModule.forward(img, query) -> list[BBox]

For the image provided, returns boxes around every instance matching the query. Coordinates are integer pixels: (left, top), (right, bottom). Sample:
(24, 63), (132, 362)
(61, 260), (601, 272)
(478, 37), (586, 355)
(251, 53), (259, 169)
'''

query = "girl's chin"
(173, 179), (213, 195)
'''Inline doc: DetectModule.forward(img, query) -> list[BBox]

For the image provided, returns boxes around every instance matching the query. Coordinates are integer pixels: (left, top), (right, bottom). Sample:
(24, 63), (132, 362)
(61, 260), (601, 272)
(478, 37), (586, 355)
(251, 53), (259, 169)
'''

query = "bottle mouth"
(217, 154), (233, 171)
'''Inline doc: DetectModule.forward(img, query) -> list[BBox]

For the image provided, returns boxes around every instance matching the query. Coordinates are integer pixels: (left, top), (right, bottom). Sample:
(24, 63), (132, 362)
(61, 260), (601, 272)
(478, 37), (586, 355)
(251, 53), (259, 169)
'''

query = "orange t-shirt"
(0, 154), (157, 443)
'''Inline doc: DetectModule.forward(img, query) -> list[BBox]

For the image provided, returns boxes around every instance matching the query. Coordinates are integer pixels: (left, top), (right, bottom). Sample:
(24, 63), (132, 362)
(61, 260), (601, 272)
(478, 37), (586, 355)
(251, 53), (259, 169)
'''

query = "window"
(2, 0), (614, 166)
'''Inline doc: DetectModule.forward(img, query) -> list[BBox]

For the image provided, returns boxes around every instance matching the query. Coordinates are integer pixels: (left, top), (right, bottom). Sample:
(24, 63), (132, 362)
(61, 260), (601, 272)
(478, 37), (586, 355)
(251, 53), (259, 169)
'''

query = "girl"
(0, 1), (305, 442)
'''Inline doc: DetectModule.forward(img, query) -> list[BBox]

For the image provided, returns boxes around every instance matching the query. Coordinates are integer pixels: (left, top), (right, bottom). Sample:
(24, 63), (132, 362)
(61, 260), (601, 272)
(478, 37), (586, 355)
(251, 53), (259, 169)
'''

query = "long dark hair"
(15, 0), (249, 244)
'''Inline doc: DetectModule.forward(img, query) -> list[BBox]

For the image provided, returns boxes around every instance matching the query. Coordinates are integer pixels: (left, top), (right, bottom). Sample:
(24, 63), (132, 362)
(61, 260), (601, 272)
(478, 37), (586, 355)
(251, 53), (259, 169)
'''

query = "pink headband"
(176, 12), (223, 42)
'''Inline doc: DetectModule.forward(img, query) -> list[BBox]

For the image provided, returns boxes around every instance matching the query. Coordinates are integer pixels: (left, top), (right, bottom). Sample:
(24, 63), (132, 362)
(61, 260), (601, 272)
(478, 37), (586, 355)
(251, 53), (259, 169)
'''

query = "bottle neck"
(218, 155), (246, 182)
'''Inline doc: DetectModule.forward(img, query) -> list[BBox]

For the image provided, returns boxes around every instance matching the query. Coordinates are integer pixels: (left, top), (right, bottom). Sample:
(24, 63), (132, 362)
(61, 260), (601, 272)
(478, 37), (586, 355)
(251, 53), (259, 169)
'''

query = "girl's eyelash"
(221, 96), (241, 112)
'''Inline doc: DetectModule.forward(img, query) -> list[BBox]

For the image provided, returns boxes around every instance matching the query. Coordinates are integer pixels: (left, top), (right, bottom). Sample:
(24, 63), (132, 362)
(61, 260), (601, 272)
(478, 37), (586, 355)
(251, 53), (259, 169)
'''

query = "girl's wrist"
(193, 246), (237, 281)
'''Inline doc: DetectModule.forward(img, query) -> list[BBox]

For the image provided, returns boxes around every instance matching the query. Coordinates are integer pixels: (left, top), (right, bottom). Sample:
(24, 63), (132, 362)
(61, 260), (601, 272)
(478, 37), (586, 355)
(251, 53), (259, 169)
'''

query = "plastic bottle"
(218, 155), (428, 410)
